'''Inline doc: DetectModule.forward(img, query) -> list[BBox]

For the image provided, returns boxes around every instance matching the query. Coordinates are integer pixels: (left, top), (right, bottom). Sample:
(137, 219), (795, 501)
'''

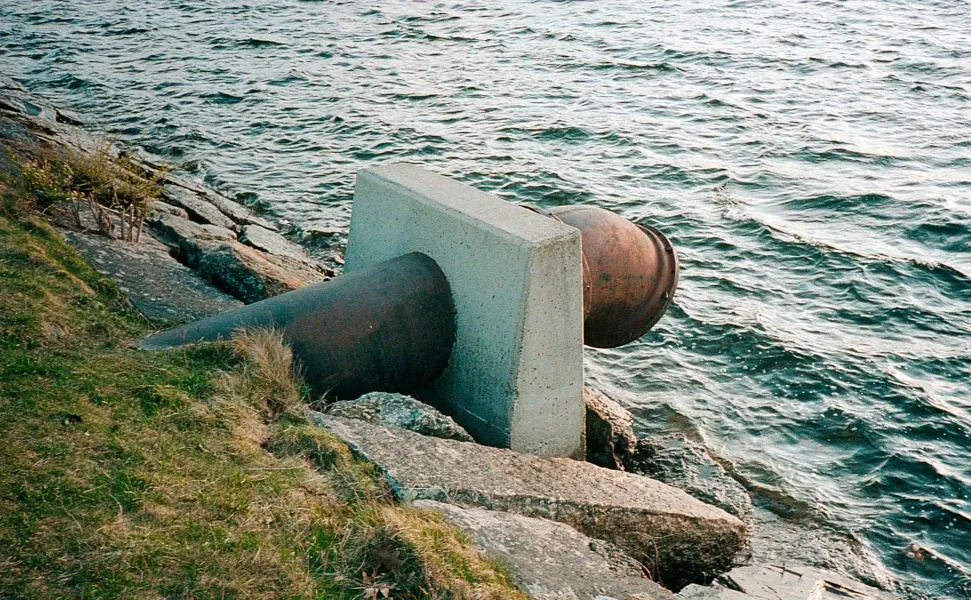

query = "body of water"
(1, 1), (969, 597)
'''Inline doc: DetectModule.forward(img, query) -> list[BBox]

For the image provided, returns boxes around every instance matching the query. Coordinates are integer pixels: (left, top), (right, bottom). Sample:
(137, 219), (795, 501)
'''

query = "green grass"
(0, 172), (527, 599)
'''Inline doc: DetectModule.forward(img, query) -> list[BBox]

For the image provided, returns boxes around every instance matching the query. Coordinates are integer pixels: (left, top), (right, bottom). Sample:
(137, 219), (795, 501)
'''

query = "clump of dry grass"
(5, 142), (164, 240)
(227, 327), (304, 419)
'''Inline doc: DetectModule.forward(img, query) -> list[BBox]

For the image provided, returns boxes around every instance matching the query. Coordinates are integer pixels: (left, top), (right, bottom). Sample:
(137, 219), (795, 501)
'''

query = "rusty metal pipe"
(138, 252), (456, 399)
(545, 205), (679, 348)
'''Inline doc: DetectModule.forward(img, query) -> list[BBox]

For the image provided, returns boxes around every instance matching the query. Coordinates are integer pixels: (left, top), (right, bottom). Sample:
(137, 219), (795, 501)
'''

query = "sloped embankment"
(0, 203), (526, 598)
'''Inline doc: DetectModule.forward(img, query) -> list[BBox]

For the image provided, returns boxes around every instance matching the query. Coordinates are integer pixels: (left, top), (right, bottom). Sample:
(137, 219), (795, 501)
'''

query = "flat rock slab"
(319, 392), (473, 442)
(313, 415), (747, 588)
(239, 224), (309, 261)
(57, 227), (243, 323)
(415, 500), (673, 600)
(710, 565), (894, 600)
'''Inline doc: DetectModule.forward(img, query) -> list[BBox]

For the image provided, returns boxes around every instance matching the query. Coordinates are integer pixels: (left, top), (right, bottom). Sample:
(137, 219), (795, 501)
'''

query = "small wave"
(203, 91), (244, 105)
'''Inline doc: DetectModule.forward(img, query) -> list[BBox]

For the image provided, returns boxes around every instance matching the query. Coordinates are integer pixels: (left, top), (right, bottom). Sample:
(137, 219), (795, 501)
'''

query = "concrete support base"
(345, 164), (584, 458)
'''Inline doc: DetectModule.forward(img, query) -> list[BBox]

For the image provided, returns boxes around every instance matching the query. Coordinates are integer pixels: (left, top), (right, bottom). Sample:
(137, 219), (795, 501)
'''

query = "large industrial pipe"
(546, 206), (679, 348)
(138, 206), (678, 399)
(138, 252), (456, 399)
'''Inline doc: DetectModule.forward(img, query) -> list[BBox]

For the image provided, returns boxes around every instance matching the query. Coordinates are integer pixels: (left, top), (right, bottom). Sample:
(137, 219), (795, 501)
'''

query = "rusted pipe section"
(544, 205), (679, 348)
(138, 252), (456, 399)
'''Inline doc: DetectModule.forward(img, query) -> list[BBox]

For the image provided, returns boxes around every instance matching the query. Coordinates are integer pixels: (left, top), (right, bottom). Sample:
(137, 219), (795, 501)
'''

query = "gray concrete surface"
(344, 164), (584, 458)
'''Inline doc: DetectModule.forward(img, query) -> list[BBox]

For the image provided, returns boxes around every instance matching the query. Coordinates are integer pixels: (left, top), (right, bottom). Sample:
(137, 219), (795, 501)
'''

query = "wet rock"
(414, 500), (673, 600)
(624, 435), (753, 522)
(240, 224), (310, 261)
(585, 387), (637, 469)
(320, 392), (473, 442)
(678, 564), (896, 600)
(161, 184), (237, 231)
(311, 414), (748, 588)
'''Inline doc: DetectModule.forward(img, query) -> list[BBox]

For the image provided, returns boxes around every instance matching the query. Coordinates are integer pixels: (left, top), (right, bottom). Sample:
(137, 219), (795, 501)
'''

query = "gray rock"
(624, 435), (753, 523)
(161, 185), (237, 231)
(690, 564), (896, 600)
(239, 224), (310, 261)
(148, 201), (190, 220)
(677, 584), (750, 599)
(585, 387), (637, 469)
(188, 241), (331, 304)
(56, 221), (243, 323)
(414, 500), (673, 600)
(321, 392), (473, 442)
(149, 212), (237, 247)
(311, 414), (748, 588)
(149, 213), (330, 304)
(204, 191), (278, 231)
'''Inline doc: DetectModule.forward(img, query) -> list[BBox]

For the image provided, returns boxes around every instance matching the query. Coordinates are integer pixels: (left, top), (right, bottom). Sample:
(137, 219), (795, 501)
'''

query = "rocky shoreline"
(0, 77), (895, 600)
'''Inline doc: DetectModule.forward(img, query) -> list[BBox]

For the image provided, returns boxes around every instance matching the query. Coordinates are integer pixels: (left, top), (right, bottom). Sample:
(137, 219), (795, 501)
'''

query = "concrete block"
(344, 164), (584, 458)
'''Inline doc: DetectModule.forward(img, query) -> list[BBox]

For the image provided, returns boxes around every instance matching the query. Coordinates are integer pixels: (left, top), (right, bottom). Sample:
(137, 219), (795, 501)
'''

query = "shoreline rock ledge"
(312, 414), (748, 589)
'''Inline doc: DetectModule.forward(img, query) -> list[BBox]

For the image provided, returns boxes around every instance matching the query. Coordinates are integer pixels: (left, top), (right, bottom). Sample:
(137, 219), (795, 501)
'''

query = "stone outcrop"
(585, 387), (637, 469)
(318, 392), (473, 442)
(678, 564), (895, 599)
(624, 435), (753, 522)
(162, 184), (238, 231)
(57, 216), (243, 323)
(415, 500), (673, 600)
(312, 414), (747, 588)
(239, 224), (310, 261)
(149, 212), (331, 304)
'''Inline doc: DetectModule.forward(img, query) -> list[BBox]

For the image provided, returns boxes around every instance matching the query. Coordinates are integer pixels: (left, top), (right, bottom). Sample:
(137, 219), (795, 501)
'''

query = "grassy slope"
(0, 175), (526, 599)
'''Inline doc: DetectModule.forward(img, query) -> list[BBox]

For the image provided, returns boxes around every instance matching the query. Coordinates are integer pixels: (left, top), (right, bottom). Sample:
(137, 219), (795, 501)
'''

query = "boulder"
(240, 224), (310, 261)
(190, 241), (330, 304)
(319, 392), (473, 442)
(149, 212), (236, 247)
(204, 191), (278, 231)
(311, 414), (747, 588)
(585, 387), (637, 469)
(148, 200), (190, 220)
(161, 184), (237, 231)
(624, 435), (753, 522)
(677, 564), (896, 600)
(149, 213), (330, 304)
(414, 500), (673, 600)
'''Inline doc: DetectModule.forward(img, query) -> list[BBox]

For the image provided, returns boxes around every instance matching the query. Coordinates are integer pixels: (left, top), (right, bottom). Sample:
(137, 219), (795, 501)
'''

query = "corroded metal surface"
(138, 252), (456, 399)
(546, 205), (679, 348)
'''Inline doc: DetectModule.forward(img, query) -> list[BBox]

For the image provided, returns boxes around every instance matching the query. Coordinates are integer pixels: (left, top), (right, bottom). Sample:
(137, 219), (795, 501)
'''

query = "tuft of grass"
(0, 178), (527, 599)
(2, 142), (164, 239)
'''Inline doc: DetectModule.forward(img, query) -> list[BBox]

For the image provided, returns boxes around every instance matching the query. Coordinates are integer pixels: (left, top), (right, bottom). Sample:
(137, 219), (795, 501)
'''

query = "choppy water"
(2, 1), (969, 597)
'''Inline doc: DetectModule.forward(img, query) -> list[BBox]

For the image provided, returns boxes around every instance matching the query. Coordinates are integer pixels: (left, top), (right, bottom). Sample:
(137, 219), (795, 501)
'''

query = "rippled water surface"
(2, 1), (969, 597)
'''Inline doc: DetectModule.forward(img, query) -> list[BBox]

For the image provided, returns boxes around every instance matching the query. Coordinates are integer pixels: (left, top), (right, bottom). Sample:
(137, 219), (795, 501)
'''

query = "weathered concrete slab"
(315, 392), (473, 442)
(345, 164), (584, 458)
(415, 500), (674, 600)
(313, 414), (747, 588)
(585, 387), (637, 469)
